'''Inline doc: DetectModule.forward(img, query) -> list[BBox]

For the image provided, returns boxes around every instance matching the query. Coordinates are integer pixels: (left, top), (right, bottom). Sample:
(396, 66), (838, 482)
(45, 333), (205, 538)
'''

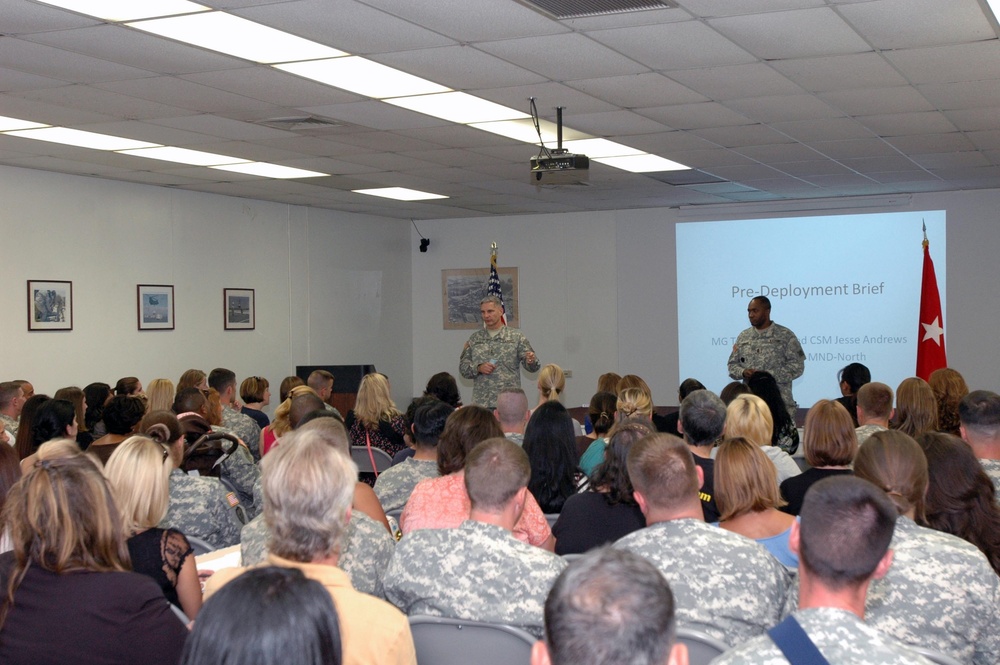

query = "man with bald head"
(495, 388), (530, 446)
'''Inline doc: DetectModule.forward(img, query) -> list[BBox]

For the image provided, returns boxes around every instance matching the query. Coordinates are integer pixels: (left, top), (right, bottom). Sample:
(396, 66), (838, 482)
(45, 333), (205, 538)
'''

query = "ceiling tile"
(94, 76), (278, 114)
(944, 108), (1000, 132)
(149, 115), (297, 141)
(359, 0), (568, 42)
(585, 20), (756, 70)
(638, 102), (752, 129)
(724, 94), (844, 123)
(560, 110), (673, 136)
(379, 46), (546, 90)
(770, 53), (907, 92)
(566, 73), (709, 108)
(885, 132), (977, 154)
(12, 83), (192, 122)
(908, 151), (990, 170)
(668, 63), (804, 100)
(810, 138), (906, 159)
(819, 86), (936, 116)
(917, 80), (1000, 110)
(709, 7), (870, 59)
(476, 33), (648, 80)
(293, 101), (450, 131)
(855, 112), (958, 137)
(691, 124), (796, 147)
(680, 0), (826, 19)
(0, 37), (155, 84)
(182, 67), (364, 107)
(4, 2), (100, 33)
(0, 66), (69, 92)
(883, 41), (1000, 85)
(837, 0), (995, 50)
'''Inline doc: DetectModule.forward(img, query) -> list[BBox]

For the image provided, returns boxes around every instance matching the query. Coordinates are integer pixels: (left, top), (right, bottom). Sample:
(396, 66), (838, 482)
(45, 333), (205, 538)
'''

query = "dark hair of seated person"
(179, 566), (342, 665)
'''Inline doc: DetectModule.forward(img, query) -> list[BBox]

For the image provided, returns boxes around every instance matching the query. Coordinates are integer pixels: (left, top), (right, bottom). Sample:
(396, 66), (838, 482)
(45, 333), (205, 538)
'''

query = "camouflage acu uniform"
(373, 458), (439, 513)
(459, 326), (540, 409)
(978, 457), (1000, 495)
(222, 405), (262, 462)
(382, 520), (566, 638)
(712, 607), (933, 664)
(0, 414), (18, 440)
(241, 512), (396, 597)
(727, 322), (805, 418)
(855, 423), (887, 447)
(505, 432), (525, 447)
(161, 468), (243, 550)
(613, 518), (789, 647)
(213, 424), (261, 519)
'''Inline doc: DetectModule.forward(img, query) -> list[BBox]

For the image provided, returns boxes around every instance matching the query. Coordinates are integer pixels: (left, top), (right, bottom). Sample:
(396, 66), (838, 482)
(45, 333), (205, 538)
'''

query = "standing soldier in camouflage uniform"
(209, 368), (263, 462)
(714, 476), (932, 665)
(459, 296), (540, 409)
(381, 438), (565, 637)
(728, 296), (805, 420)
(613, 433), (789, 647)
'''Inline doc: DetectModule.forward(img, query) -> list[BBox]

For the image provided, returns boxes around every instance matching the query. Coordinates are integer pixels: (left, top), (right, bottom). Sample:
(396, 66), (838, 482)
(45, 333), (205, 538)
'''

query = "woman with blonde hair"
(533, 364), (583, 436)
(261, 385), (320, 456)
(723, 394), (801, 484)
(616, 387), (653, 422)
(892, 377), (939, 437)
(0, 450), (188, 664)
(779, 399), (855, 515)
(105, 436), (202, 619)
(145, 378), (175, 414)
(345, 373), (407, 461)
(616, 374), (670, 432)
(714, 437), (797, 568)
(928, 368), (968, 436)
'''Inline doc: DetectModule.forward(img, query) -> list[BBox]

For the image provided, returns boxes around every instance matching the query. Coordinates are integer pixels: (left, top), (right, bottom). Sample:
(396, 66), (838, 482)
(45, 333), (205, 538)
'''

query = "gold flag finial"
(490, 242), (498, 258)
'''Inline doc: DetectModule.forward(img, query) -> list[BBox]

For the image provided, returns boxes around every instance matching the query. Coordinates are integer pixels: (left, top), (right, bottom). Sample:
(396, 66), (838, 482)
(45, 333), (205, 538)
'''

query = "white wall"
(411, 189), (1000, 407)
(0, 165), (413, 409)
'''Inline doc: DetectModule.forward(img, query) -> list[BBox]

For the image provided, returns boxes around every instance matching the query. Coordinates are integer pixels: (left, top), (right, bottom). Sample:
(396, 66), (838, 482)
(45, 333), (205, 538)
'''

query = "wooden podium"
(295, 364), (376, 416)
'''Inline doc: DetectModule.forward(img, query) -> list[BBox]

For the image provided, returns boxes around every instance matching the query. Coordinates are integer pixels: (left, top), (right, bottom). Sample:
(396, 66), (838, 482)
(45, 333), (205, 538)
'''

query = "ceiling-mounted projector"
(529, 104), (588, 186)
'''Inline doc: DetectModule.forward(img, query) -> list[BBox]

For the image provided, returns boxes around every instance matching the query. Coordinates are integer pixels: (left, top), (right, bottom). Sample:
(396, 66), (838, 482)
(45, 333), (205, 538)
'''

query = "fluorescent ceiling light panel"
(116, 146), (249, 166)
(470, 118), (590, 144)
(211, 162), (327, 179)
(126, 12), (346, 63)
(353, 187), (448, 201)
(36, 0), (209, 21)
(385, 92), (529, 124)
(276, 57), (449, 99)
(4, 127), (159, 151)
(0, 116), (49, 132)
(561, 139), (642, 158)
(594, 154), (690, 173)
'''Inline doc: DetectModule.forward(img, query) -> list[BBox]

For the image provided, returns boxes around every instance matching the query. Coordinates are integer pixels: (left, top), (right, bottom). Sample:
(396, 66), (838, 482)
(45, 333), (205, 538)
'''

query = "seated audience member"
(345, 373), (408, 463)
(144, 411), (244, 550)
(596, 372), (620, 395)
(615, 386), (654, 424)
(616, 374), (670, 432)
(278, 375), (305, 403)
(853, 430), (1000, 665)
(401, 406), (554, 550)
(577, 391), (618, 475)
(958, 390), (1000, 491)
(533, 364), (584, 436)
(495, 388), (531, 447)
(12, 394), (49, 461)
(383, 438), (565, 637)
(423, 372), (462, 409)
(553, 420), (649, 555)
(209, 368), (262, 462)
(390, 396), (436, 466)
(835, 362), (871, 427)
(714, 477), (930, 665)
(173, 388), (261, 518)
(181, 567), (341, 665)
(114, 376), (143, 396)
(145, 378), (175, 414)
(524, 401), (588, 514)
(747, 371), (800, 454)
(53, 386), (92, 449)
(533, 547), (687, 665)
(720, 380), (751, 405)
(855, 381), (894, 446)
(84, 382), (112, 439)
(723, 394), (801, 484)
(614, 433), (789, 647)
(12, 380), (33, 400)
(177, 369), (208, 393)
(661, 378), (706, 437)
(678, 389), (725, 521)
(306, 370), (339, 413)
(715, 438), (798, 568)
(23, 399), (78, 463)
(374, 400), (452, 513)
(891, 377), (938, 437)
(89, 395), (146, 465)
(239, 375), (271, 430)
(0, 444), (20, 552)
(240, 416), (395, 596)
(0, 447), (188, 665)
(780, 400), (856, 516)
(105, 435), (202, 619)
(205, 430), (417, 665)
(0, 381), (25, 441)
(929, 367), (969, 436)
(917, 432), (1000, 575)
(262, 384), (319, 455)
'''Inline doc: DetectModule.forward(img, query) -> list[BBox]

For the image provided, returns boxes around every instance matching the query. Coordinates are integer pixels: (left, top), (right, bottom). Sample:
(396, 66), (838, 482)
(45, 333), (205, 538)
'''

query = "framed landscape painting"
(27, 280), (72, 331)
(137, 284), (174, 331)
(441, 267), (519, 330)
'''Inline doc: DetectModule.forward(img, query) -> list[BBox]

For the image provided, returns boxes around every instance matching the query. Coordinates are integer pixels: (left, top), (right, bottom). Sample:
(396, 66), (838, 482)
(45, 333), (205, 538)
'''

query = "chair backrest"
(544, 513), (559, 528)
(350, 445), (394, 474)
(910, 646), (964, 665)
(676, 627), (729, 665)
(186, 535), (216, 556)
(409, 615), (536, 665)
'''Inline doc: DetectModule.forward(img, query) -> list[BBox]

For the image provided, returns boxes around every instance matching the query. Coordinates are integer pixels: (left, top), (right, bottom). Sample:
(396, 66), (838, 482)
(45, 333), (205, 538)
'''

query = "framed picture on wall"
(224, 288), (255, 330)
(27, 280), (73, 331)
(137, 284), (174, 330)
(441, 267), (519, 330)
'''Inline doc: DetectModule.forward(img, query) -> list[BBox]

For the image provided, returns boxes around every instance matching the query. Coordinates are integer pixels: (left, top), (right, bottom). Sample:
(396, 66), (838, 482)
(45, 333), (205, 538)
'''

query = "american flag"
(487, 251), (507, 326)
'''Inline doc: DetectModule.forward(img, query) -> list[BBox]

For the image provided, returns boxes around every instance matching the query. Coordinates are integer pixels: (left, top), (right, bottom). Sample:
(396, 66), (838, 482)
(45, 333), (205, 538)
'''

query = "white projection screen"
(676, 210), (946, 411)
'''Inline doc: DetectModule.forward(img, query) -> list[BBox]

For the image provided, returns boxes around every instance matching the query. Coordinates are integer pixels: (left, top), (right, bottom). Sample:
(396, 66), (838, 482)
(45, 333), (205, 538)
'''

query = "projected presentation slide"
(676, 210), (946, 410)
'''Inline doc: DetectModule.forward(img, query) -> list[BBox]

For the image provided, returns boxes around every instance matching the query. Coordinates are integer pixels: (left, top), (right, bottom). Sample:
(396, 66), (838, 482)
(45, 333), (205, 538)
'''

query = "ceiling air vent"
(516, 0), (677, 19)
(254, 115), (346, 133)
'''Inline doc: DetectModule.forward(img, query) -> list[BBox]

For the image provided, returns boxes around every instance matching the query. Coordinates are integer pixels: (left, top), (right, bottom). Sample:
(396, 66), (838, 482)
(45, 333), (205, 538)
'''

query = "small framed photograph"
(27, 280), (73, 331)
(224, 288), (255, 330)
(137, 284), (174, 331)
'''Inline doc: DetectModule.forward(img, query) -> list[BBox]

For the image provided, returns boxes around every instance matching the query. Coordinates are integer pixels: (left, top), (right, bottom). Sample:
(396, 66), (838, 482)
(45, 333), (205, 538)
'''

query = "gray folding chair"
(544, 513), (559, 528)
(409, 615), (536, 665)
(676, 627), (729, 665)
(186, 535), (216, 556)
(351, 445), (394, 474)
(910, 646), (964, 665)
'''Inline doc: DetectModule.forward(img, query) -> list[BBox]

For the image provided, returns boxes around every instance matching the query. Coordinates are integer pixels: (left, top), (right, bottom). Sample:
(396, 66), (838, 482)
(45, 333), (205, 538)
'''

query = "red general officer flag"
(916, 229), (946, 381)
